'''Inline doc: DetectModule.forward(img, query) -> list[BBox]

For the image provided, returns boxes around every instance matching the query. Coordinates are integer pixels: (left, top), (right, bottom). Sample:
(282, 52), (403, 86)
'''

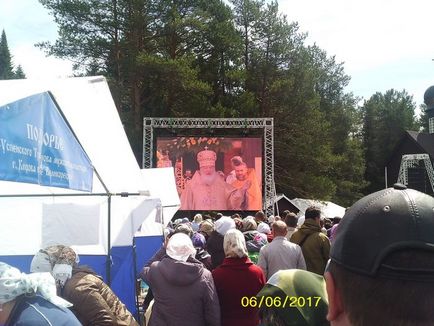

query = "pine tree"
(362, 89), (418, 193)
(0, 30), (15, 79)
(14, 65), (26, 79)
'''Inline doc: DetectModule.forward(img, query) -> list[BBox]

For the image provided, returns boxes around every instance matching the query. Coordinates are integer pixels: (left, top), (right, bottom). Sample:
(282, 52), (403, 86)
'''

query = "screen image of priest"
(156, 137), (262, 211)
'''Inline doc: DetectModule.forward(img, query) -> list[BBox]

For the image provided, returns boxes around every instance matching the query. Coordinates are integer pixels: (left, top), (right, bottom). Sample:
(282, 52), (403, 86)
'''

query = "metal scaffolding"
(397, 153), (434, 193)
(143, 118), (275, 216)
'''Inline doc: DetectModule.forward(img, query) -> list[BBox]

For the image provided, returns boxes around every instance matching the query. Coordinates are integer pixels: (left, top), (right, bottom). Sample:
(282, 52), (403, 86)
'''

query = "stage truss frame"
(397, 153), (434, 193)
(143, 118), (275, 216)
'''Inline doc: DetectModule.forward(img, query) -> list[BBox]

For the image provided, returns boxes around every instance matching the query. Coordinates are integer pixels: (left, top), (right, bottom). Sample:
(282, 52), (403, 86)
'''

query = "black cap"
(330, 184), (434, 280)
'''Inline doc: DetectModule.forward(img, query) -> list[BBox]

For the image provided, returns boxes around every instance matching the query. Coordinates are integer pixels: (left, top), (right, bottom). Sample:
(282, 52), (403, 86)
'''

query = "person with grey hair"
(212, 229), (265, 326)
(0, 261), (81, 325)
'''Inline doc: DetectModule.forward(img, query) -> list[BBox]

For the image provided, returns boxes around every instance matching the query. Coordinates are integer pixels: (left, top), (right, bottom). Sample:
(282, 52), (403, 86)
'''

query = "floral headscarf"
(242, 218), (257, 232)
(224, 229), (248, 258)
(30, 245), (79, 287)
(199, 219), (214, 237)
(0, 262), (72, 308)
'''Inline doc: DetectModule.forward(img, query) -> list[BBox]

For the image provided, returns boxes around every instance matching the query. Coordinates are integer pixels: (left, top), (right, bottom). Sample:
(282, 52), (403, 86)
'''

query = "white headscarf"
(166, 233), (196, 262)
(224, 229), (248, 258)
(0, 262), (72, 308)
(257, 222), (271, 234)
(215, 216), (235, 236)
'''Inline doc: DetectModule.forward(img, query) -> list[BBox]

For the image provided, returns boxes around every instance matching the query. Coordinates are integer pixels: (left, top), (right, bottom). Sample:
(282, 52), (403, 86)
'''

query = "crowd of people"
(1, 184), (434, 325)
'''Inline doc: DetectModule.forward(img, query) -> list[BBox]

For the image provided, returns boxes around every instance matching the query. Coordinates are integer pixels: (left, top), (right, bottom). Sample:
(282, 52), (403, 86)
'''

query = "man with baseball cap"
(325, 184), (434, 326)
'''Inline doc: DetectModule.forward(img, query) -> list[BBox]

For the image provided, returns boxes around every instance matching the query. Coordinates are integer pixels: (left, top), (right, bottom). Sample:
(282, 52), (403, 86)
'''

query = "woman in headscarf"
(0, 262), (81, 326)
(140, 233), (220, 326)
(212, 229), (266, 326)
(192, 232), (213, 270)
(241, 217), (266, 263)
(242, 217), (259, 241)
(198, 219), (214, 241)
(31, 245), (138, 326)
(206, 216), (235, 269)
(140, 222), (196, 320)
(258, 221), (273, 242)
(191, 213), (203, 232)
(257, 269), (329, 325)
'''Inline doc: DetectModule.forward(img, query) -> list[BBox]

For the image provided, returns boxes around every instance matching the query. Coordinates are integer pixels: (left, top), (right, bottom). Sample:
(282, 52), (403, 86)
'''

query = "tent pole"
(0, 192), (144, 198)
(107, 194), (112, 286)
(384, 166), (388, 188)
(132, 238), (141, 322)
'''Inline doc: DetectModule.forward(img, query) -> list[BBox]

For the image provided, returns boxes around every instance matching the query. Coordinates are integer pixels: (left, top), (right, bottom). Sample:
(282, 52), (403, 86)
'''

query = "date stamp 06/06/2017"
(241, 296), (322, 308)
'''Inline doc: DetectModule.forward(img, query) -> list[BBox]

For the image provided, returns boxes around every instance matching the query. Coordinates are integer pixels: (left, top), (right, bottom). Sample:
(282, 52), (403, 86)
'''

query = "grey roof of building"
(405, 131), (434, 158)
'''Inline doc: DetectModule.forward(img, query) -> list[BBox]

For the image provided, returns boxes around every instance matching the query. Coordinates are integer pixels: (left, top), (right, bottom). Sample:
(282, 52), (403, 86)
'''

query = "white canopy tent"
(291, 198), (346, 226)
(0, 76), (162, 258)
(136, 167), (180, 236)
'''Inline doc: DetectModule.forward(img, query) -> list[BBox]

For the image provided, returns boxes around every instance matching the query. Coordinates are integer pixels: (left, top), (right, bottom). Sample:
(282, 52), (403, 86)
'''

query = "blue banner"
(0, 92), (93, 191)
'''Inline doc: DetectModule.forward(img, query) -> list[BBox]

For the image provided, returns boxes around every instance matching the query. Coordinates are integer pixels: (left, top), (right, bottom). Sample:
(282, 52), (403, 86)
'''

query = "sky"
(1, 0), (433, 107)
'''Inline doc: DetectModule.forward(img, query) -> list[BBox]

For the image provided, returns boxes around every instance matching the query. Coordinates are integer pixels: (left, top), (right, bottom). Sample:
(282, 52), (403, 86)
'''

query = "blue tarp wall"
(0, 235), (163, 319)
(110, 235), (164, 318)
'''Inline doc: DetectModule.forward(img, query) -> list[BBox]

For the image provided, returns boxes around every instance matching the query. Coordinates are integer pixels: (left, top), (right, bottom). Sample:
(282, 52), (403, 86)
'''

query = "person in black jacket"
(192, 232), (212, 270)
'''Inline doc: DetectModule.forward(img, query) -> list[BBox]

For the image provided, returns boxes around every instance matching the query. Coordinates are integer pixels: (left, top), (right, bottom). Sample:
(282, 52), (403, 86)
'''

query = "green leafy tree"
(137, 0), (215, 117)
(38, 0), (366, 204)
(249, 1), (303, 116)
(270, 45), (342, 202)
(38, 0), (166, 160)
(230, 0), (365, 204)
(0, 30), (15, 79)
(362, 89), (419, 193)
(230, 0), (263, 70)
(194, 0), (243, 114)
(418, 103), (428, 132)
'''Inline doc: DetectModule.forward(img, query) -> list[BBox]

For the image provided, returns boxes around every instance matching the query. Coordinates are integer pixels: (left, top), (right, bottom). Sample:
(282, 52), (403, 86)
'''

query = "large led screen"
(156, 137), (262, 211)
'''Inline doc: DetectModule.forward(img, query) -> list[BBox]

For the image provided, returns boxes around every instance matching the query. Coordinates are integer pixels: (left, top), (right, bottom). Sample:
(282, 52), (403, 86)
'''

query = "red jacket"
(212, 257), (266, 326)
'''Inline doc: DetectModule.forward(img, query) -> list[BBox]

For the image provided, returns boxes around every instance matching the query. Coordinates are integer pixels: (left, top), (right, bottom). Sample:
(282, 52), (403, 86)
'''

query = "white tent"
(0, 76), (162, 257)
(292, 198), (346, 225)
(137, 167), (180, 236)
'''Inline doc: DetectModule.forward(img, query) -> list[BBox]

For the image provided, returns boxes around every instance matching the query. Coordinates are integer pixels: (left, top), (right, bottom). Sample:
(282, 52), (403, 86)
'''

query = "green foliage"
(0, 30), (26, 80)
(14, 65), (26, 79)
(418, 103), (428, 132)
(39, 0), (372, 204)
(0, 30), (15, 79)
(362, 89), (419, 193)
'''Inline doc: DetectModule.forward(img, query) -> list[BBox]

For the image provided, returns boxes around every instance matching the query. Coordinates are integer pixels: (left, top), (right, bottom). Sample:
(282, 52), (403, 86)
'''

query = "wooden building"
(386, 130), (434, 195)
